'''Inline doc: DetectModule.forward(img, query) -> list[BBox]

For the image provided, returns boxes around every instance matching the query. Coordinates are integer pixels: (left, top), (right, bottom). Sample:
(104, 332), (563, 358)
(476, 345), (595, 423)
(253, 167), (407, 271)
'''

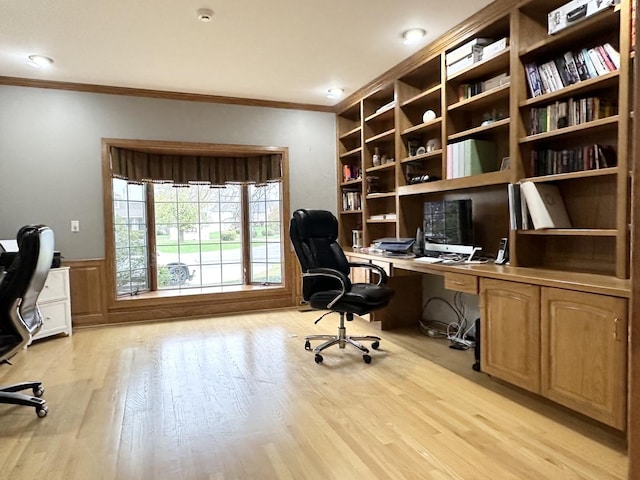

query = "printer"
(0, 239), (61, 270)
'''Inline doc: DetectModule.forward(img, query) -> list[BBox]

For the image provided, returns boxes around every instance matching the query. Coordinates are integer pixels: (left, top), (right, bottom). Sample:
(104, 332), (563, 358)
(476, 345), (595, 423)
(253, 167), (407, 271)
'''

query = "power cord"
(420, 293), (476, 349)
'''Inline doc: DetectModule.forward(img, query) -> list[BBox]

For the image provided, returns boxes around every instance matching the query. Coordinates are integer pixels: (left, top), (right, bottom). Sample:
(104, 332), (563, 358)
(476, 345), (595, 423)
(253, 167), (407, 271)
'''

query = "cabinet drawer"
(444, 272), (478, 294)
(39, 269), (68, 303)
(35, 301), (70, 336)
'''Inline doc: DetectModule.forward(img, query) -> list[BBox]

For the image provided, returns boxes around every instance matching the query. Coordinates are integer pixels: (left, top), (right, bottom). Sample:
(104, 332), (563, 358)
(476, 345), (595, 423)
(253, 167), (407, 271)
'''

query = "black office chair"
(290, 209), (394, 364)
(0, 225), (55, 417)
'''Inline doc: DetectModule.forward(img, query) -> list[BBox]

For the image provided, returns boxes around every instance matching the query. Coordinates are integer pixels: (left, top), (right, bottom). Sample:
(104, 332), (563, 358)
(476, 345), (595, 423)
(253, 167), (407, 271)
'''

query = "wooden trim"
(628, 0), (639, 474)
(0, 76), (334, 113)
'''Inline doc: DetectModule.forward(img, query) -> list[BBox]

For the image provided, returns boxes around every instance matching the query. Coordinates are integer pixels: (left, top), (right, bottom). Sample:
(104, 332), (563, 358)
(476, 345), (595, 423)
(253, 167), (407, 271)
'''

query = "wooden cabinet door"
(541, 288), (627, 430)
(480, 278), (541, 393)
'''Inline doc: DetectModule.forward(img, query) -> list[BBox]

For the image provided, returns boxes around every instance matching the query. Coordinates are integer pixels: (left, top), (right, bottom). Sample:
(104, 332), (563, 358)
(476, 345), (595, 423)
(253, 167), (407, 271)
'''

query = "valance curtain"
(110, 147), (282, 186)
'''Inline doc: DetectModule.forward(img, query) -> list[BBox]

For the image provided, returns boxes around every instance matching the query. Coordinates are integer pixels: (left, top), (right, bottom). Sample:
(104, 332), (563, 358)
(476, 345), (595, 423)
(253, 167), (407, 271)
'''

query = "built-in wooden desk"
(345, 249), (631, 430)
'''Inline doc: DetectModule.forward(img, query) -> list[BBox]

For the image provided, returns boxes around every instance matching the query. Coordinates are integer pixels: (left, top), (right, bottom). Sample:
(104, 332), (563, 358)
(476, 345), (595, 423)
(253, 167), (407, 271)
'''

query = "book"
(525, 63), (543, 97)
(520, 182), (572, 229)
(507, 183), (522, 230)
(463, 139), (497, 176)
(602, 43), (620, 69)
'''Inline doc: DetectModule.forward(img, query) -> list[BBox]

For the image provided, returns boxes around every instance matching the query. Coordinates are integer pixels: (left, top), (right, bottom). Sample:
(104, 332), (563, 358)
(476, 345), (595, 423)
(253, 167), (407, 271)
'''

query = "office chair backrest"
(290, 209), (350, 300)
(0, 225), (54, 360)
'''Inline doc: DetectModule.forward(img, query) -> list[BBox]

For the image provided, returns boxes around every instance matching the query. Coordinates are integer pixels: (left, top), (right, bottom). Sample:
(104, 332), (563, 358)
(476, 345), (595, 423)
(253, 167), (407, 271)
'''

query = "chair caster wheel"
(371, 341), (380, 350)
(363, 355), (372, 364)
(314, 354), (323, 364)
(304, 340), (311, 350)
(472, 363), (481, 372)
(33, 386), (44, 397)
(36, 405), (48, 418)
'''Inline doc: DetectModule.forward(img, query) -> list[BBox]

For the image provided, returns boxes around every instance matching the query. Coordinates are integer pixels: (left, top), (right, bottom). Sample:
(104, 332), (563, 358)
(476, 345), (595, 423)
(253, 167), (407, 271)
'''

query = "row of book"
(530, 144), (617, 177)
(508, 182), (571, 230)
(342, 164), (361, 183)
(446, 139), (497, 179)
(528, 96), (616, 135)
(342, 190), (361, 211)
(457, 72), (510, 101)
(524, 43), (620, 98)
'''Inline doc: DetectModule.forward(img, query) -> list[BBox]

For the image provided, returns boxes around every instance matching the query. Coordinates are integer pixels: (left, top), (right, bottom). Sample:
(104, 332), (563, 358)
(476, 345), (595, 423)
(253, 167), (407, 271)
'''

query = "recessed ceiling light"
(327, 87), (345, 99)
(197, 8), (215, 22)
(27, 55), (54, 68)
(402, 28), (427, 45)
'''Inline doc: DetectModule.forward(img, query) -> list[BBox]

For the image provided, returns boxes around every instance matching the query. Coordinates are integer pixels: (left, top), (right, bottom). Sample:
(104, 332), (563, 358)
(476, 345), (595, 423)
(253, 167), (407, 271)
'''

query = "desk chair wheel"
(371, 341), (380, 350)
(363, 354), (372, 364)
(33, 386), (44, 397)
(314, 354), (323, 364)
(36, 405), (48, 418)
(304, 340), (311, 351)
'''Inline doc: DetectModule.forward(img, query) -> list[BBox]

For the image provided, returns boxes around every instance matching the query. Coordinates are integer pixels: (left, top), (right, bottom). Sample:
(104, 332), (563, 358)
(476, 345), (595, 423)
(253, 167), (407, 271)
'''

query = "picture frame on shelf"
(500, 157), (511, 171)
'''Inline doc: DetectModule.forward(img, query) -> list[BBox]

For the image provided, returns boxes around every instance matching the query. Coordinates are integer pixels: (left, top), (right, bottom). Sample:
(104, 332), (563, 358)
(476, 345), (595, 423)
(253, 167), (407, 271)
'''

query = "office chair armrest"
(348, 262), (388, 286)
(303, 268), (351, 309)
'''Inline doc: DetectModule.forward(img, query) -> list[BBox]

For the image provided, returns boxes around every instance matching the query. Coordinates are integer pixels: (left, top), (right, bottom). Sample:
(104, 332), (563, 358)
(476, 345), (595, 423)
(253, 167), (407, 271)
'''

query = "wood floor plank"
(0, 309), (627, 479)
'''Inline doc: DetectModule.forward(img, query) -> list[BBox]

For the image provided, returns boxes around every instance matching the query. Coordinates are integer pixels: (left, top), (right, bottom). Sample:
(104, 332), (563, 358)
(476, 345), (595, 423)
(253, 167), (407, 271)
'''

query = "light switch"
(71, 220), (80, 233)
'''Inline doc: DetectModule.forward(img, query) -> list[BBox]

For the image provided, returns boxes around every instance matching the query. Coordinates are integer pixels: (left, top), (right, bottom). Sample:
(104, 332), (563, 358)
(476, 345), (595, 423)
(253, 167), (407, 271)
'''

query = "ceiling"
(0, 0), (494, 107)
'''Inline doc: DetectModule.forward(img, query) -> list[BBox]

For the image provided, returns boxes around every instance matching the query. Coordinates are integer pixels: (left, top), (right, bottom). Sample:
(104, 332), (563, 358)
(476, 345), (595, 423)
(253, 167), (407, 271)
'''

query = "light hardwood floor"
(0, 310), (627, 479)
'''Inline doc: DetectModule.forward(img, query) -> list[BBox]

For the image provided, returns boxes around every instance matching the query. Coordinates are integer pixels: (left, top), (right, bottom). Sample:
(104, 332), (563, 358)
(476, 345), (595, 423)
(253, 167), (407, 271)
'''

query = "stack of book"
(458, 72), (510, 101)
(530, 144), (617, 176)
(508, 182), (572, 230)
(342, 190), (361, 211)
(446, 139), (497, 179)
(524, 43), (620, 98)
(446, 38), (493, 77)
(529, 96), (616, 135)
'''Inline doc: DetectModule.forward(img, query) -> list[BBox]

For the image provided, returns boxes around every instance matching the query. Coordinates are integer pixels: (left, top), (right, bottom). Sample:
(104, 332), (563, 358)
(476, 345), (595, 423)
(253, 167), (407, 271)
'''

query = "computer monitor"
(423, 199), (474, 255)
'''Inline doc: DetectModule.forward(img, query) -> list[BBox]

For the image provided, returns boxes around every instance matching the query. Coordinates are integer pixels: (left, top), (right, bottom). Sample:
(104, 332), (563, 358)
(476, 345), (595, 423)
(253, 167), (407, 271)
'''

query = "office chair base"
(0, 381), (48, 417)
(304, 313), (381, 364)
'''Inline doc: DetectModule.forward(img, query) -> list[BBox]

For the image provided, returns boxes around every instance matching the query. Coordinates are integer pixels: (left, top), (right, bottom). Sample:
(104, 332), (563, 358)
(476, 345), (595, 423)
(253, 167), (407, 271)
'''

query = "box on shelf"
(482, 37), (508, 60)
(548, 0), (620, 35)
(445, 38), (492, 66)
(447, 54), (479, 77)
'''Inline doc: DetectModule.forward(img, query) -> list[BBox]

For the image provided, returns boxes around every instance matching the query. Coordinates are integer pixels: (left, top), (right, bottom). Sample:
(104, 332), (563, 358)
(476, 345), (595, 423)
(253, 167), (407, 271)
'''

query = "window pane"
(199, 203), (219, 223)
(248, 181), (283, 285)
(221, 263), (242, 285)
(221, 243), (241, 262)
(112, 179), (149, 295)
(201, 264), (221, 285)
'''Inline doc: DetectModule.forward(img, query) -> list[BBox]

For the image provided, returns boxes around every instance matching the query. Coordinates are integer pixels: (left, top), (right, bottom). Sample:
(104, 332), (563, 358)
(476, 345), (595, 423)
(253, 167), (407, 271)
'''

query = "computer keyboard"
(414, 256), (443, 264)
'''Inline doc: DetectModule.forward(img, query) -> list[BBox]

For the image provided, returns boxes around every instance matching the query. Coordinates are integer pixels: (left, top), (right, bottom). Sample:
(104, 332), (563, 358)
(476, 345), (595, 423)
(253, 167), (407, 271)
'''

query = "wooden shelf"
(447, 48), (510, 83)
(339, 126), (362, 141)
(519, 115), (619, 144)
(366, 217), (397, 224)
(400, 84), (441, 108)
(340, 209), (362, 215)
(517, 229), (617, 237)
(365, 129), (395, 144)
(339, 146), (362, 159)
(366, 192), (396, 200)
(520, 71), (620, 108)
(340, 178), (362, 187)
(366, 162), (396, 173)
(398, 170), (511, 196)
(524, 167), (618, 183)
(364, 104), (395, 123)
(448, 83), (510, 112)
(401, 149), (443, 164)
(401, 118), (442, 136)
(448, 118), (510, 141)
(520, 8), (620, 59)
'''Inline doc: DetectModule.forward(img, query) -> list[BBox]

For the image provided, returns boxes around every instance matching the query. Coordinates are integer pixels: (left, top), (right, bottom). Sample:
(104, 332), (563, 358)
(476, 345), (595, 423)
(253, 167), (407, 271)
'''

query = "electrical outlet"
(71, 220), (80, 233)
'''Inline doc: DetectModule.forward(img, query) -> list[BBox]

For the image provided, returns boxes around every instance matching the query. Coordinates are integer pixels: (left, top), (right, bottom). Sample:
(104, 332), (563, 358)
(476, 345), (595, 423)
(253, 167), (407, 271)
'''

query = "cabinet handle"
(614, 318), (620, 341)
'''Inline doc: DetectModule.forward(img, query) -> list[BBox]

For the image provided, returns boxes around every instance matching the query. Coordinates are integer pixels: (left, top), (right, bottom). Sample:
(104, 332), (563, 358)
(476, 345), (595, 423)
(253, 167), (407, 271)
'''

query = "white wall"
(0, 85), (336, 259)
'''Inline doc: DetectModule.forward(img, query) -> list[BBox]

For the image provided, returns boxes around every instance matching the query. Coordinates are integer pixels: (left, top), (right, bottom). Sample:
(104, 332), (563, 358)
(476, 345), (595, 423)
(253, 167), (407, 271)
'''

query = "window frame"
(102, 138), (293, 311)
